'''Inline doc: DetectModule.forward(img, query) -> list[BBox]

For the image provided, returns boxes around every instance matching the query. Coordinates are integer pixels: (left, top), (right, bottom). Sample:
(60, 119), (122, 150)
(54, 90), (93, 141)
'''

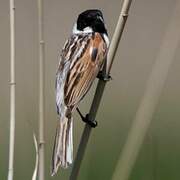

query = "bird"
(51, 9), (109, 176)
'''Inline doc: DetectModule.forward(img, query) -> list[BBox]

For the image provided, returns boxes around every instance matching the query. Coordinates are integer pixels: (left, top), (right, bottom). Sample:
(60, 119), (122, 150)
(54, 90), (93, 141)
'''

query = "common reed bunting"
(51, 9), (109, 176)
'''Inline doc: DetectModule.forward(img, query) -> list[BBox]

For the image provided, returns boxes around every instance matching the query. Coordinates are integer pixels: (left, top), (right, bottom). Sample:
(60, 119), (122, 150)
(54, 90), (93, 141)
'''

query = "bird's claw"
(97, 71), (112, 82)
(76, 108), (97, 128)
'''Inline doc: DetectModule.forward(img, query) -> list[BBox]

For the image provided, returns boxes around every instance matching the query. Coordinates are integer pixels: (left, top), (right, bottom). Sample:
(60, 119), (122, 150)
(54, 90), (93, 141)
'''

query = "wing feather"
(56, 34), (92, 116)
(64, 33), (108, 108)
(56, 32), (108, 115)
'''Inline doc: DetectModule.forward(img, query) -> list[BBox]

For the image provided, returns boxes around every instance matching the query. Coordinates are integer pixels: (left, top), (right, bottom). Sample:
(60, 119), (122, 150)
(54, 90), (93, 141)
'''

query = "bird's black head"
(76, 9), (108, 35)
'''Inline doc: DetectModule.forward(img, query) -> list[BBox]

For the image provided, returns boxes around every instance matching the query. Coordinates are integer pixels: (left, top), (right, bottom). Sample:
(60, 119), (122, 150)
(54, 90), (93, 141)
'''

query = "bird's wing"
(56, 34), (93, 117)
(64, 32), (108, 108)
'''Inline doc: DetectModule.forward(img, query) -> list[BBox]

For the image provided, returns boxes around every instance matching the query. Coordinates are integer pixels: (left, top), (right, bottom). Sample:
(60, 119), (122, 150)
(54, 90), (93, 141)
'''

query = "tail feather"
(51, 117), (73, 176)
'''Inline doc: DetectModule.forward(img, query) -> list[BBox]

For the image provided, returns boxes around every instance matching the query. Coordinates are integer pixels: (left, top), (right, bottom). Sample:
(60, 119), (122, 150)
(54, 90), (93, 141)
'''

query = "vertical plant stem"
(106, 0), (132, 75)
(112, 2), (180, 180)
(8, 0), (15, 179)
(70, 1), (133, 179)
(38, 0), (45, 179)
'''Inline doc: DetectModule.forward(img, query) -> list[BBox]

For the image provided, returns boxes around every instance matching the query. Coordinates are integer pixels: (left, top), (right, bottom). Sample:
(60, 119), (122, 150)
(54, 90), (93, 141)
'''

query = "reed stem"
(8, 0), (16, 179)
(38, 0), (45, 179)
(70, 1), (133, 179)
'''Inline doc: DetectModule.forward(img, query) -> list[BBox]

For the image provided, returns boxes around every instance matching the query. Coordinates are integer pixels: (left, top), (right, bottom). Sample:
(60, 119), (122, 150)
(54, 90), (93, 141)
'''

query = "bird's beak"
(97, 16), (104, 23)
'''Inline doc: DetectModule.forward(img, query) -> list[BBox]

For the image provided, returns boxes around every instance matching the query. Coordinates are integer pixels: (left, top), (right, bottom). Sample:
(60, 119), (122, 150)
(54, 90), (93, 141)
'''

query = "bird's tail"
(51, 116), (73, 176)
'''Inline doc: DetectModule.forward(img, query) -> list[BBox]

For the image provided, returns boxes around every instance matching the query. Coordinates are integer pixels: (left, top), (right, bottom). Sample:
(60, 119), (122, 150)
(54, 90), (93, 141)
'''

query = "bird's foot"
(76, 108), (97, 128)
(97, 71), (112, 82)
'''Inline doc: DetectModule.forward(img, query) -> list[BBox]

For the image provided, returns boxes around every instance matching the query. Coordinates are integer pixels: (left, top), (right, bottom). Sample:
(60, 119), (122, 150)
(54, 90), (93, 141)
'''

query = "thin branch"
(112, 1), (180, 180)
(38, 0), (45, 179)
(69, 1), (133, 179)
(8, 0), (16, 179)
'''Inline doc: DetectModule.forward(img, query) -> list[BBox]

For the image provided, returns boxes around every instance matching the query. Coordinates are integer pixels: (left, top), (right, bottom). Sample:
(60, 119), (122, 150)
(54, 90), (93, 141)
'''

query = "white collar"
(72, 23), (109, 47)
(72, 23), (93, 34)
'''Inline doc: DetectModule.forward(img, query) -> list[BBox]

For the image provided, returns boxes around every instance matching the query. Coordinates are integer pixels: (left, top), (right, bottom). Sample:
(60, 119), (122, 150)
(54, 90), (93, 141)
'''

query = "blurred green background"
(1, 0), (180, 179)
